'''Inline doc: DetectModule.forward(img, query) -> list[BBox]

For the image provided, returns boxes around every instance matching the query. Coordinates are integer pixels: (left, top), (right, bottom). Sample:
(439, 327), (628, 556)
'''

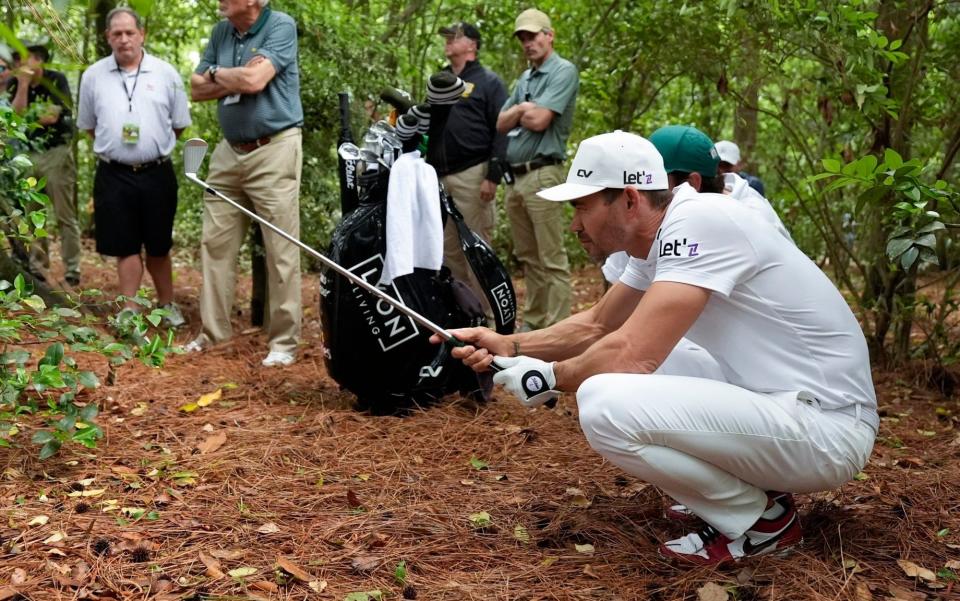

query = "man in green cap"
(497, 8), (579, 331)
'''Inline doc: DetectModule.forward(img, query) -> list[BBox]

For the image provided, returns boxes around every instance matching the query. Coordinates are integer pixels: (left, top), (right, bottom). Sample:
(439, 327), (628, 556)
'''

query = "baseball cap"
(514, 9), (552, 34)
(537, 130), (669, 202)
(715, 140), (741, 165)
(649, 125), (720, 177)
(438, 22), (481, 49)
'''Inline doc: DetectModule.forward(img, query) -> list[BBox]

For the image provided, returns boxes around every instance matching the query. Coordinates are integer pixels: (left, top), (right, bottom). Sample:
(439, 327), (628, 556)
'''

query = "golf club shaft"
(185, 173), (457, 343)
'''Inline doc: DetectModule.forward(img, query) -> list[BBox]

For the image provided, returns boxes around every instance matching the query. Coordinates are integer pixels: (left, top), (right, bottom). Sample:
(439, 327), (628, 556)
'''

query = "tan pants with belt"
(505, 163), (570, 329)
(29, 144), (80, 279)
(441, 162), (496, 323)
(198, 128), (303, 355)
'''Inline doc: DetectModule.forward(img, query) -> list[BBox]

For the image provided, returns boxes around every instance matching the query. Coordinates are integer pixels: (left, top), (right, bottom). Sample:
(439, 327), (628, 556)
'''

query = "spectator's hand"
(491, 355), (559, 408)
(480, 179), (496, 203)
(429, 327), (511, 372)
(246, 54), (267, 66)
(516, 101), (537, 114)
(14, 65), (34, 84)
(38, 104), (61, 125)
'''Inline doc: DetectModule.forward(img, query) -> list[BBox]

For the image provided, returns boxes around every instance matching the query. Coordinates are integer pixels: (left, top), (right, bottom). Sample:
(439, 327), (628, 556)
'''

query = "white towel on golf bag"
(379, 150), (444, 286)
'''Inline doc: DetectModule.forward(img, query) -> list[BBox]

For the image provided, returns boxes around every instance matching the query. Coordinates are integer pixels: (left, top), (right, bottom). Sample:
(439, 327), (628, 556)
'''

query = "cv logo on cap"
(522, 371), (545, 395)
(576, 168), (594, 178)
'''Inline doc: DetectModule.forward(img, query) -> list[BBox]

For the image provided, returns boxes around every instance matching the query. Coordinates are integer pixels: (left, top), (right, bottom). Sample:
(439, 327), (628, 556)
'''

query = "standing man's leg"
(506, 165), (570, 330)
(93, 162), (144, 310)
(142, 161), (178, 308)
(441, 162), (495, 321)
(197, 141), (252, 347)
(242, 129), (302, 359)
(36, 144), (81, 284)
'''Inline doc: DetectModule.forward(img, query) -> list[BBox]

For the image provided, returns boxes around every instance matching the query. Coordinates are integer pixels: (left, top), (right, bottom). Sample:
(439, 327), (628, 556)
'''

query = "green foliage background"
(3, 0), (960, 365)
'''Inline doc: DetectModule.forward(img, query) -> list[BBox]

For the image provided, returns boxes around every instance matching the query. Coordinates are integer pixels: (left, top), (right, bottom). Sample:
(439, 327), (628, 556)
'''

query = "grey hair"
(106, 7), (143, 30)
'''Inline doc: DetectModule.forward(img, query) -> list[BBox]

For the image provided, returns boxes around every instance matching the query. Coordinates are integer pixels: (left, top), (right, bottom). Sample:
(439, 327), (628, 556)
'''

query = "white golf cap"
(715, 140), (741, 165)
(537, 130), (669, 202)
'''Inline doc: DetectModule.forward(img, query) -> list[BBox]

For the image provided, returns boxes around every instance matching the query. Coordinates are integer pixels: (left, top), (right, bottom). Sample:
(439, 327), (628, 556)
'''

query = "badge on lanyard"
(120, 62), (143, 145)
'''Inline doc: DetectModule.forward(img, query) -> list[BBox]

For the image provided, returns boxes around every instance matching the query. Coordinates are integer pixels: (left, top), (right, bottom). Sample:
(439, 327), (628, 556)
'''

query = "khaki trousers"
(441, 162), (495, 322)
(505, 163), (570, 329)
(198, 128), (303, 355)
(29, 144), (80, 279)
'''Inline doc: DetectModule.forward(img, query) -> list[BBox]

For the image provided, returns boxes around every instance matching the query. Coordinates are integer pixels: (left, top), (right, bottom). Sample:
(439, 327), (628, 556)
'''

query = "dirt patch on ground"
(1, 251), (959, 600)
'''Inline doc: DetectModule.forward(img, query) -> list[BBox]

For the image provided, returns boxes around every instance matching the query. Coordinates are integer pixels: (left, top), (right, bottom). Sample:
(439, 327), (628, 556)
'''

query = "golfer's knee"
(576, 374), (621, 446)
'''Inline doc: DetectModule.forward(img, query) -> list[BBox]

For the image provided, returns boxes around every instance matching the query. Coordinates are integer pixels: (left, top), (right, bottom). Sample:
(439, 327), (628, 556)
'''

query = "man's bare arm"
(190, 72), (229, 102)
(552, 281), (711, 390)
(519, 106), (555, 132)
(512, 282), (644, 362)
(212, 56), (276, 95)
(497, 101), (536, 133)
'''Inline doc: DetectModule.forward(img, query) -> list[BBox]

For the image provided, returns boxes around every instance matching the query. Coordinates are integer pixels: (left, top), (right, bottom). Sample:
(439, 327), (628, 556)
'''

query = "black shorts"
(93, 158), (178, 257)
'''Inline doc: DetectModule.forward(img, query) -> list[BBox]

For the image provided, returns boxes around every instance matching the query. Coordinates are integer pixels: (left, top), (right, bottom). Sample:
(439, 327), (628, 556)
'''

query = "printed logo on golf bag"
(490, 282), (516, 326)
(348, 254), (420, 352)
(521, 370), (546, 395)
(419, 364), (443, 378)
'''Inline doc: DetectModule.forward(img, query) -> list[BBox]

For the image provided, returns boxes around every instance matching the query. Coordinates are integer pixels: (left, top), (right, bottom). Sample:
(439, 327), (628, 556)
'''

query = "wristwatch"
(208, 65), (219, 82)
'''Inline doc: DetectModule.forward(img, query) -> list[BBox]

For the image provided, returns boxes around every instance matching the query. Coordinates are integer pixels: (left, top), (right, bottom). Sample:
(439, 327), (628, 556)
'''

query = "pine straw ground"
(2, 250), (960, 601)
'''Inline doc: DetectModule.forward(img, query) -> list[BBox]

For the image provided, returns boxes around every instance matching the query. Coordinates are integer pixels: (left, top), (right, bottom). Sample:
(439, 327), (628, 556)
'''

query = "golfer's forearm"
(552, 335), (658, 392)
(511, 312), (609, 362)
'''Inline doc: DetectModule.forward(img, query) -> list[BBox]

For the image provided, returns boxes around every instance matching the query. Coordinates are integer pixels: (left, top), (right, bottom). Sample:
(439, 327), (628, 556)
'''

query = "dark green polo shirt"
(501, 51), (579, 164)
(196, 7), (303, 143)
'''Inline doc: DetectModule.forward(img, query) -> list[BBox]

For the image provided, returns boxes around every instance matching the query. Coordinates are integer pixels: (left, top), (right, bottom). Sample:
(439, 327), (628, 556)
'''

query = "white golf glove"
(492, 356), (559, 408)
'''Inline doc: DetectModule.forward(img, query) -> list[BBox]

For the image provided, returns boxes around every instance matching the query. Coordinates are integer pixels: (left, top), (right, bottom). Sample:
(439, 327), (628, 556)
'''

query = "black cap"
(23, 41), (50, 63)
(438, 22), (481, 49)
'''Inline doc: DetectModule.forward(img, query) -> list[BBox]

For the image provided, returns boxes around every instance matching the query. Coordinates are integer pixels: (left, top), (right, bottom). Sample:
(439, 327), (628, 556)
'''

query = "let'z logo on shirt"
(659, 237), (700, 258)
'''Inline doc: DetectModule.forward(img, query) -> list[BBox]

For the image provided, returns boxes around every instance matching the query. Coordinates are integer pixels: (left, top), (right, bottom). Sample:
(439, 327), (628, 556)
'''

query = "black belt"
(510, 156), (563, 176)
(100, 157), (170, 173)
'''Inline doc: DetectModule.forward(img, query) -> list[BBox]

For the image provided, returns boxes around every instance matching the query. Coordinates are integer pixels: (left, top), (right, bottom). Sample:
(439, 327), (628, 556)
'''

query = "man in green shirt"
(497, 8), (579, 330)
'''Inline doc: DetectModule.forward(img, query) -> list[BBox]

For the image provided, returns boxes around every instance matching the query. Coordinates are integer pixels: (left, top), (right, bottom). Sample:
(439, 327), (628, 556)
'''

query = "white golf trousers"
(577, 356), (875, 539)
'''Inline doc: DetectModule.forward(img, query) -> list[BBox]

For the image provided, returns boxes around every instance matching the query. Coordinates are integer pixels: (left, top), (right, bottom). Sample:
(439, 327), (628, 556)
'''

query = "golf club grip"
(451, 340), (557, 408)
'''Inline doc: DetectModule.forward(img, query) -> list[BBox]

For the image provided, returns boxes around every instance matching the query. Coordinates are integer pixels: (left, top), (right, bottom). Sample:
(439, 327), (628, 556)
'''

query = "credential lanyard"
(120, 60), (142, 113)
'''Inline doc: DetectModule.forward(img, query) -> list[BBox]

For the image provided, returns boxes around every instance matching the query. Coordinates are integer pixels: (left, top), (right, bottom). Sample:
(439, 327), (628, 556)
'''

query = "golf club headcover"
(396, 114), (422, 153)
(379, 86), (415, 112)
(409, 104), (431, 135)
(426, 72), (466, 105)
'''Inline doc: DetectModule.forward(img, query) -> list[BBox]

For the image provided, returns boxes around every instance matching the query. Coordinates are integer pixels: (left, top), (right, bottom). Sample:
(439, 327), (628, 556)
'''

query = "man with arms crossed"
(497, 8), (578, 331)
(437, 131), (877, 564)
(188, 0), (304, 367)
(78, 8), (190, 325)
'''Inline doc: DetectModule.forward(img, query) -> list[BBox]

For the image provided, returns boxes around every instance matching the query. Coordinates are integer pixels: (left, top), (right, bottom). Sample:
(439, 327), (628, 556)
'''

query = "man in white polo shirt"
(77, 7), (190, 326)
(436, 131), (877, 565)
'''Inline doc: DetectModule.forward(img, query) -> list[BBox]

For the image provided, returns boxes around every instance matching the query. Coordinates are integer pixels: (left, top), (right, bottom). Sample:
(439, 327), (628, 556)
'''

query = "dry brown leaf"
(209, 548), (244, 560)
(11, 569), (26, 585)
(346, 489), (363, 508)
(887, 585), (926, 601)
(257, 522), (280, 534)
(250, 581), (279, 593)
(199, 551), (224, 579)
(276, 556), (313, 582)
(697, 582), (729, 601)
(945, 560), (960, 570)
(582, 564), (600, 579)
(0, 588), (19, 601)
(854, 581), (873, 601)
(897, 559), (937, 581)
(565, 487), (592, 508)
(736, 566), (756, 584)
(897, 456), (925, 468)
(197, 431), (227, 455)
(308, 580), (327, 593)
(351, 555), (380, 573)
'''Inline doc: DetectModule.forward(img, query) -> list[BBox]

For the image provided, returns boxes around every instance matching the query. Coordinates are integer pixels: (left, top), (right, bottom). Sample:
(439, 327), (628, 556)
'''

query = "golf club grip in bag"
(320, 174), (491, 413)
(439, 187), (517, 334)
(337, 92), (359, 215)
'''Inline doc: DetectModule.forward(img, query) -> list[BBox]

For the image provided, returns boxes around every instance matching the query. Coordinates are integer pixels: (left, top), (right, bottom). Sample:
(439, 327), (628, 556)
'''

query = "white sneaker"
(160, 303), (186, 328)
(182, 337), (207, 353)
(262, 350), (295, 367)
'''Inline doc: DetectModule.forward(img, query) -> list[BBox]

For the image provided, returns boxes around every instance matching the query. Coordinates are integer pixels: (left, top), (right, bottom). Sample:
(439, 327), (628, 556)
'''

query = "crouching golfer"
(432, 131), (877, 565)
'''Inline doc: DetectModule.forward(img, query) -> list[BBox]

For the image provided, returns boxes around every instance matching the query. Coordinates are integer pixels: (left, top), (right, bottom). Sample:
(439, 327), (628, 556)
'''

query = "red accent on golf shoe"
(658, 497), (803, 566)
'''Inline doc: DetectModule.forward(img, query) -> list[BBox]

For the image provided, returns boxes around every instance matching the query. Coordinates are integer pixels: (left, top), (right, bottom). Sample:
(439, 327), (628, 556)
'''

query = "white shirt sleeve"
(169, 68), (192, 129)
(76, 69), (95, 131)
(652, 202), (759, 297)
(619, 256), (655, 291)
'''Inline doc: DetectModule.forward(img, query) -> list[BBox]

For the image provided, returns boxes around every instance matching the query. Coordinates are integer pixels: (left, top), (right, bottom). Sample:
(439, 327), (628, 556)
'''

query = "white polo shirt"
(618, 185), (878, 429)
(77, 51), (191, 164)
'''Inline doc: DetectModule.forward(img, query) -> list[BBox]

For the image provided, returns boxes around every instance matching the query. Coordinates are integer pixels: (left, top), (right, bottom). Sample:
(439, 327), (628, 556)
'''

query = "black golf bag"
(321, 168), (511, 413)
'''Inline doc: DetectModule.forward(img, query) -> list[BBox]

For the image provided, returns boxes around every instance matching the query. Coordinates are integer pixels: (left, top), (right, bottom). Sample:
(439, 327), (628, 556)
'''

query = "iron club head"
(183, 138), (209, 177)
